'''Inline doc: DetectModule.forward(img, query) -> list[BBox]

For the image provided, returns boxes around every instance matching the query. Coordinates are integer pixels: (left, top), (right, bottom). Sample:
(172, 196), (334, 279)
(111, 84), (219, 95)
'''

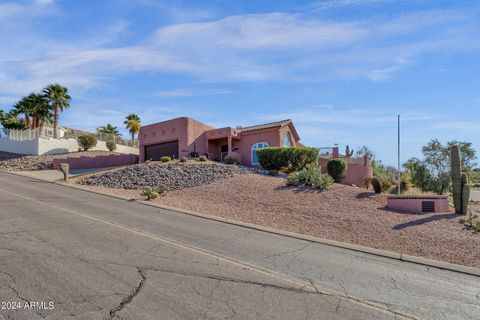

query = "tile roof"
(238, 119), (292, 133)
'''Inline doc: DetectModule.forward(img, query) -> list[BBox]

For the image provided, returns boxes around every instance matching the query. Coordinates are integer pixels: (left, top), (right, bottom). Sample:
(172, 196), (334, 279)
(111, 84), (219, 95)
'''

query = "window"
(283, 133), (292, 147)
(251, 142), (269, 164)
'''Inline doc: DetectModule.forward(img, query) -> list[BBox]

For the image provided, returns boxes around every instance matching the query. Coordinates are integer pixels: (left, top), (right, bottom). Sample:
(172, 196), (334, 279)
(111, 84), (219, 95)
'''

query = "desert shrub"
(284, 147), (319, 171)
(199, 155), (207, 162)
(141, 186), (159, 200)
(160, 156), (171, 162)
(179, 157), (187, 162)
(106, 141), (116, 152)
(373, 164), (397, 190)
(371, 176), (382, 193)
(459, 211), (480, 233)
(77, 134), (97, 151)
(224, 155), (240, 165)
(400, 172), (411, 191)
(257, 147), (319, 171)
(287, 166), (333, 190)
(327, 159), (348, 182)
(256, 147), (287, 170)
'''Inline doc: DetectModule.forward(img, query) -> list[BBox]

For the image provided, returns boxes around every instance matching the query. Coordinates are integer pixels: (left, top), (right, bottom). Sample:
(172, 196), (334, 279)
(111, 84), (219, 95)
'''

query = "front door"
(220, 144), (228, 161)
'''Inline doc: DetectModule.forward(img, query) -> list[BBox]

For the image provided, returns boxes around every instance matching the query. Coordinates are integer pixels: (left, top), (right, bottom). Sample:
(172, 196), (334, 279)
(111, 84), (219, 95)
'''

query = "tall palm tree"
(125, 119), (141, 141)
(43, 84), (71, 138)
(98, 124), (121, 137)
(124, 113), (141, 141)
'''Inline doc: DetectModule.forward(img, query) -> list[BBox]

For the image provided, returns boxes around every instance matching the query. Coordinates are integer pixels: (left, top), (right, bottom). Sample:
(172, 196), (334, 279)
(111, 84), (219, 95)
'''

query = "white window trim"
(283, 133), (292, 147)
(251, 142), (269, 164)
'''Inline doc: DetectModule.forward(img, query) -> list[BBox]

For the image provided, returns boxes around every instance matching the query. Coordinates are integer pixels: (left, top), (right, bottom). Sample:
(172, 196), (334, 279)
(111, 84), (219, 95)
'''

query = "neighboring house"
(139, 117), (300, 166)
(0, 125), (139, 155)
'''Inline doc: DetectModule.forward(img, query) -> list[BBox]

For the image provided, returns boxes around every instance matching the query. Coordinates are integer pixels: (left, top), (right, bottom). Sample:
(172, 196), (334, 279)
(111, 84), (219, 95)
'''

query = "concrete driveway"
(0, 172), (479, 319)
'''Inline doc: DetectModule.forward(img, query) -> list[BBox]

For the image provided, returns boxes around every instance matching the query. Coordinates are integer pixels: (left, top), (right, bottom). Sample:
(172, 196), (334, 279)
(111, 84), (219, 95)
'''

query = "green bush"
(224, 155), (239, 165)
(160, 156), (171, 162)
(199, 155), (207, 162)
(327, 159), (348, 182)
(77, 134), (97, 151)
(257, 147), (319, 171)
(287, 166), (333, 190)
(256, 147), (287, 170)
(106, 141), (116, 152)
(371, 176), (382, 193)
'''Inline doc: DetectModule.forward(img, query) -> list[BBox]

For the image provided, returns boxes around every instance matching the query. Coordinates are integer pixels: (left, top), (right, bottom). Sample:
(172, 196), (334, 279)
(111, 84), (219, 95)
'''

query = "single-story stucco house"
(139, 117), (300, 166)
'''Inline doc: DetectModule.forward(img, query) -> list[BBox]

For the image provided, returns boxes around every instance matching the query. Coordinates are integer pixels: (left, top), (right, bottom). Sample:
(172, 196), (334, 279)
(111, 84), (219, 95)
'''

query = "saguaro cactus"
(450, 145), (470, 214)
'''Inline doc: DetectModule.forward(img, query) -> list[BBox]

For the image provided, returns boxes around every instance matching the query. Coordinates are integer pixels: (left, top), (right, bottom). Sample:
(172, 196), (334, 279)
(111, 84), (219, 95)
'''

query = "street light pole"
(397, 114), (401, 195)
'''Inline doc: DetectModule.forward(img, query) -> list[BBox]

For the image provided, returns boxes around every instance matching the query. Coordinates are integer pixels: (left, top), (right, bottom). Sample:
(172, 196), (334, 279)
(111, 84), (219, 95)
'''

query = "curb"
(55, 181), (480, 277)
(3, 170), (479, 277)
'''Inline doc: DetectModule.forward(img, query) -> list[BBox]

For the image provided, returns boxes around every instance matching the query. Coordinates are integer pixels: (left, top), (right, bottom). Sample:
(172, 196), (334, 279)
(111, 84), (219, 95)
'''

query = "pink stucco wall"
(319, 154), (373, 188)
(233, 124), (299, 167)
(387, 195), (450, 214)
(53, 154), (138, 170)
(139, 117), (213, 162)
(139, 117), (300, 167)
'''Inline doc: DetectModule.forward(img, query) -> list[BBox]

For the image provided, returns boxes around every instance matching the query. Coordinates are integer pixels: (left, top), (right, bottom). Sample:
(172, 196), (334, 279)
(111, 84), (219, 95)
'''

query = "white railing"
(1, 126), (138, 148)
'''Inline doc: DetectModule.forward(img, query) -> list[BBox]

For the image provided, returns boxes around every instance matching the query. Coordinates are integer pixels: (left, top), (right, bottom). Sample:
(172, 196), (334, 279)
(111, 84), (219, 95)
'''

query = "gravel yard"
(79, 173), (480, 268)
(0, 150), (115, 171)
(80, 162), (251, 190)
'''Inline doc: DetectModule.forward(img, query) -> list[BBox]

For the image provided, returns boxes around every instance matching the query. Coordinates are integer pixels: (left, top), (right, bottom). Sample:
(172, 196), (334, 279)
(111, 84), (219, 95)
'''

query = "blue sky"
(1, 0), (479, 166)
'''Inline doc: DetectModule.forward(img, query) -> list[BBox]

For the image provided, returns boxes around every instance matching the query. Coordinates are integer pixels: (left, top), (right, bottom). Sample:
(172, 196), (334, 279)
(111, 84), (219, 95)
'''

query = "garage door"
(144, 141), (179, 160)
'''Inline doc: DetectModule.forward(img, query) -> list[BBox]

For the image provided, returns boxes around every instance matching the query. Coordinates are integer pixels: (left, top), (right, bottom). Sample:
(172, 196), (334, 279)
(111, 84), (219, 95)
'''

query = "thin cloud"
(0, 7), (479, 98)
(308, 0), (398, 11)
(156, 88), (233, 97)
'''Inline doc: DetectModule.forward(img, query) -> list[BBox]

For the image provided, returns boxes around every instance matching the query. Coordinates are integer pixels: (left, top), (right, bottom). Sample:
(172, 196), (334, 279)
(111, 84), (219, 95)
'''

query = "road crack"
(109, 267), (147, 319)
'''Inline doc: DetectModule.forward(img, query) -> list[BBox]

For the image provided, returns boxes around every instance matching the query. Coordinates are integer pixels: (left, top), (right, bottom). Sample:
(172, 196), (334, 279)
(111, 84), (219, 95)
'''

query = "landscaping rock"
(0, 151), (114, 171)
(80, 162), (250, 190)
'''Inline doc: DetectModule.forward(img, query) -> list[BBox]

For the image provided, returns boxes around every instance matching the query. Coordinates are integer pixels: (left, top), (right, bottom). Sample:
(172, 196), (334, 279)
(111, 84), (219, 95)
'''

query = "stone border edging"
(51, 180), (480, 277)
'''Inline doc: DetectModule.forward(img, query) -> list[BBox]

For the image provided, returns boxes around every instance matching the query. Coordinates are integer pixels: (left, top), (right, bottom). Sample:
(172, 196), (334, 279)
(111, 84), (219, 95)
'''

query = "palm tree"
(125, 119), (141, 141)
(98, 124), (121, 137)
(0, 111), (26, 130)
(25, 93), (51, 128)
(124, 113), (141, 141)
(43, 84), (71, 138)
(13, 96), (32, 128)
(124, 113), (140, 124)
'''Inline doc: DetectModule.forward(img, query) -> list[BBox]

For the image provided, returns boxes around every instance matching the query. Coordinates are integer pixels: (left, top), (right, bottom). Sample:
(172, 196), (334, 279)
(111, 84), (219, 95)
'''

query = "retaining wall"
(53, 154), (139, 170)
(0, 137), (138, 155)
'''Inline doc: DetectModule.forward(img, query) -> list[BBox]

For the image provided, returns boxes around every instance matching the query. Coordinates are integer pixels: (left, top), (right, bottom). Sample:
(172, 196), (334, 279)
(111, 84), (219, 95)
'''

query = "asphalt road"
(0, 172), (479, 320)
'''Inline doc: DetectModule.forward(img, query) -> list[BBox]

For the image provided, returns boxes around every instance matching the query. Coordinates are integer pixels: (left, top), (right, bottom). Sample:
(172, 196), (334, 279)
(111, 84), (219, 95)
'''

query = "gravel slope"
(80, 162), (251, 190)
(0, 150), (115, 171)
(80, 174), (480, 268)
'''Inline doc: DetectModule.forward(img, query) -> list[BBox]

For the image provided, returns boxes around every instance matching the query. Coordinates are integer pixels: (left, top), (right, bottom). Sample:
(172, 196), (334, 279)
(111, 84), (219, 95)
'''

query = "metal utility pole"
(397, 114), (401, 195)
